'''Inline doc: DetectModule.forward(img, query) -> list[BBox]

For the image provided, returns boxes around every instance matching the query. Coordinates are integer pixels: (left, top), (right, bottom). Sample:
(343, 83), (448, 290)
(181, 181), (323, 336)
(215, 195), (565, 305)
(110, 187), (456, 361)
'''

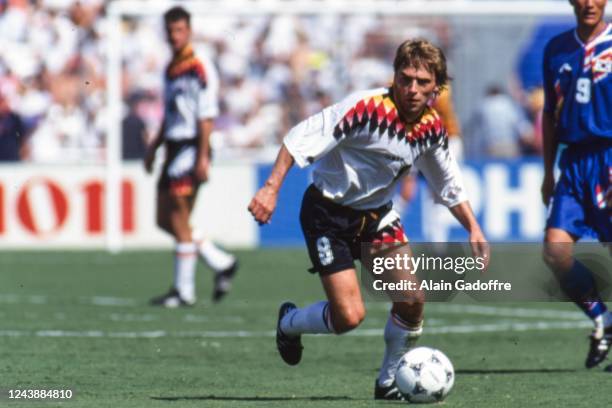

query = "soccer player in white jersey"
(248, 39), (488, 400)
(145, 6), (237, 307)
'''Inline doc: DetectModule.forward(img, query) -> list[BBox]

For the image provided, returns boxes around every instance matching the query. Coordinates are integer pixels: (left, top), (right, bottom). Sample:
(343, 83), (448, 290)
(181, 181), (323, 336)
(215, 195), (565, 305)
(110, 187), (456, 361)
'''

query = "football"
(395, 347), (455, 403)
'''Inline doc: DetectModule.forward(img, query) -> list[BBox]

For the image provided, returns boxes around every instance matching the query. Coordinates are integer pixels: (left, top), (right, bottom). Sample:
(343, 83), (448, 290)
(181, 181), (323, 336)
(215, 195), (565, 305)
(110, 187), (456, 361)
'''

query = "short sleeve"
(415, 129), (468, 207)
(197, 57), (220, 120)
(283, 105), (343, 168)
(283, 90), (376, 168)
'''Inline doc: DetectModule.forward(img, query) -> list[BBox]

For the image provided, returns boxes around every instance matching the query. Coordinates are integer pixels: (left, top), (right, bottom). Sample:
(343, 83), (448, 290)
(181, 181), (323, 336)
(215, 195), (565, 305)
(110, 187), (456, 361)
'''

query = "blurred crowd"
(0, 0), (544, 163)
(0, 0), (106, 163)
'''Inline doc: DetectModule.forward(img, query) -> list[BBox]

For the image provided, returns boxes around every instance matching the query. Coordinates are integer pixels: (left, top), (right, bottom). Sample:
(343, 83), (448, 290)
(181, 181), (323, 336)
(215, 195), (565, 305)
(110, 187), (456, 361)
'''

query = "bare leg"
(151, 192), (198, 306)
(544, 228), (612, 368)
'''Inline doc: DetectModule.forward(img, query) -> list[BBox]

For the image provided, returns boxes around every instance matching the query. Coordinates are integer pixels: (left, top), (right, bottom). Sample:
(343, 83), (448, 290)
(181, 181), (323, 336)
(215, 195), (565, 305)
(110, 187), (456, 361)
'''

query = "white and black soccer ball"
(395, 347), (454, 403)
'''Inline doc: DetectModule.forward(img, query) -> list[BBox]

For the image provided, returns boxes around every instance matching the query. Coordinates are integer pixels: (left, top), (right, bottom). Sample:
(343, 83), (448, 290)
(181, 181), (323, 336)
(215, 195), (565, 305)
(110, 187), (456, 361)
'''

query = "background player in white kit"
(248, 39), (488, 400)
(145, 6), (237, 307)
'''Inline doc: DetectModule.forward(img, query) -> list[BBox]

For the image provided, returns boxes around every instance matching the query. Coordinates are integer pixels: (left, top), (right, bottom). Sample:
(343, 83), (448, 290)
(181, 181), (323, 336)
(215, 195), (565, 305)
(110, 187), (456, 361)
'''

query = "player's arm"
(448, 201), (489, 264)
(248, 94), (354, 224)
(540, 42), (558, 206)
(195, 118), (213, 182)
(144, 119), (165, 173)
(416, 133), (489, 261)
(541, 110), (558, 205)
(248, 144), (294, 224)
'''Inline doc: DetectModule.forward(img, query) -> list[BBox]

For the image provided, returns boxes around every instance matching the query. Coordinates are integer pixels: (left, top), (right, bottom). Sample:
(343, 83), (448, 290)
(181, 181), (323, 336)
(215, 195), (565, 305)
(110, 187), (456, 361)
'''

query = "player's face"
(392, 65), (438, 121)
(166, 19), (191, 53)
(571, 0), (607, 28)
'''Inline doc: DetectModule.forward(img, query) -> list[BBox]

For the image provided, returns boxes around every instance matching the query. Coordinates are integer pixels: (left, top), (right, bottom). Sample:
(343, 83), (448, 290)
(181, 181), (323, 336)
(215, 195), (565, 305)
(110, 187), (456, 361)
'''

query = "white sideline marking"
(427, 304), (585, 320)
(358, 320), (594, 336)
(183, 314), (245, 324)
(0, 294), (48, 304)
(89, 296), (138, 307)
(0, 321), (593, 339)
(109, 313), (156, 322)
(0, 293), (587, 321)
(105, 313), (245, 324)
(0, 294), (140, 307)
(367, 302), (585, 320)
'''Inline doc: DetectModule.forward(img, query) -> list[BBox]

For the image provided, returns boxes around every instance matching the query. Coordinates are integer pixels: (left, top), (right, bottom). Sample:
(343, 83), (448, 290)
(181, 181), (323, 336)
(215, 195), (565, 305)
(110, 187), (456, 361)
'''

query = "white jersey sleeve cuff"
(283, 138), (310, 168)
(437, 187), (468, 208)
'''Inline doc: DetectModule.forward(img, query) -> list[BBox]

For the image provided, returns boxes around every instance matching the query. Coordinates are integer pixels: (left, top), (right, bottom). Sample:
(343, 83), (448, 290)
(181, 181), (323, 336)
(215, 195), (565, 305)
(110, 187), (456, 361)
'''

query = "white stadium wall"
(0, 163), (258, 249)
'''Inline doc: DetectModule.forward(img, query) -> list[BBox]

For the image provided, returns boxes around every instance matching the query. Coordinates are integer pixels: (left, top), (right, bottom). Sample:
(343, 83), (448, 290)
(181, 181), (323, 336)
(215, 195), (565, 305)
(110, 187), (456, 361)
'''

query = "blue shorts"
(546, 140), (612, 241)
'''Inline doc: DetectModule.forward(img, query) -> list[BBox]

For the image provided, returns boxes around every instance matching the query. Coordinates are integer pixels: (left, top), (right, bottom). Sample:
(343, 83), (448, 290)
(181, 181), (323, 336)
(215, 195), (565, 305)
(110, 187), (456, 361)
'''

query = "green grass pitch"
(0, 249), (610, 407)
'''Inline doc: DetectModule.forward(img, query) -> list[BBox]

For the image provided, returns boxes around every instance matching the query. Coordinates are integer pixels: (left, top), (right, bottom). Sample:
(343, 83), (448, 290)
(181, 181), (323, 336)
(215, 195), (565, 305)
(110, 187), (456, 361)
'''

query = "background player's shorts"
(546, 140), (611, 241)
(300, 184), (408, 275)
(158, 140), (200, 197)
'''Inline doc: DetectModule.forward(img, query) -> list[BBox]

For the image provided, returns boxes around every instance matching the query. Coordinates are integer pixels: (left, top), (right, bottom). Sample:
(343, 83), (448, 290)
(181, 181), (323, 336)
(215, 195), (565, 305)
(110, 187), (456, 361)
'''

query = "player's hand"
(248, 185), (278, 225)
(541, 174), (555, 206)
(469, 228), (490, 271)
(195, 157), (210, 183)
(144, 147), (156, 174)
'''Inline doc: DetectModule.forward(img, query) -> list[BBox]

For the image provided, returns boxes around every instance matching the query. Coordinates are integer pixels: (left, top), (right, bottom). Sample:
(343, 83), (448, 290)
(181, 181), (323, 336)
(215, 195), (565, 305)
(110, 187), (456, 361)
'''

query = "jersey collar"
(574, 22), (612, 49)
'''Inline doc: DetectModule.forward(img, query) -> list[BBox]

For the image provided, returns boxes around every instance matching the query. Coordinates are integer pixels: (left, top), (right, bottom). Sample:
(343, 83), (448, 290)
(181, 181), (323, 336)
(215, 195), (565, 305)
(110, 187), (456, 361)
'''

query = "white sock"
(595, 311), (612, 332)
(174, 242), (197, 302)
(280, 301), (334, 336)
(192, 229), (235, 272)
(378, 313), (423, 387)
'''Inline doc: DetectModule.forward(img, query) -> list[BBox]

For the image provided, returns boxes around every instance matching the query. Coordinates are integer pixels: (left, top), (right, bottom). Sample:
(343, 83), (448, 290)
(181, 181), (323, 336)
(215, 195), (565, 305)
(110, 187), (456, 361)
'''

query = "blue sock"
(560, 260), (607, 320)
(584, 301), (608, 320)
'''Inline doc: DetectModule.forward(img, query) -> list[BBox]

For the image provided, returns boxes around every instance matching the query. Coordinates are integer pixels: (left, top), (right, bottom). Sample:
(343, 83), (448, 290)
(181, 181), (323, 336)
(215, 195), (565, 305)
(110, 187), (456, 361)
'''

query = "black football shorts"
(158, 140), (200, 197)
(299, 184), (407, 275)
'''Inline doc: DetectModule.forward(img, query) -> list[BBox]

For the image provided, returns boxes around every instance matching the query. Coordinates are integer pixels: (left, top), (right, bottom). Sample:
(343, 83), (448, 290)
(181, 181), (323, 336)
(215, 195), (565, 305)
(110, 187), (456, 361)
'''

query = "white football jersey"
(284, 88), (467, 210)
(162, 47), (219, 141)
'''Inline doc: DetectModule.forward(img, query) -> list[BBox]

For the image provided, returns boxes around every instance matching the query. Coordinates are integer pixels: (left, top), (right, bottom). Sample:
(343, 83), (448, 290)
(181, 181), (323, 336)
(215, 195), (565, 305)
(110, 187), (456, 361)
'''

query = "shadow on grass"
(456, 368), (578, 375)
(151, 395), (356, 402)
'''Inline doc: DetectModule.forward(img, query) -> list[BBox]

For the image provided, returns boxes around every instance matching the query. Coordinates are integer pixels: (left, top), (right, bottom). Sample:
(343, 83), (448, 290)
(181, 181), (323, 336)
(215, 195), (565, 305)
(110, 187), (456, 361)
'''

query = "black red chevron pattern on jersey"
(166, 44), (207, 87)
(332, 91), (447, 148)
(372, 220), (408, 245)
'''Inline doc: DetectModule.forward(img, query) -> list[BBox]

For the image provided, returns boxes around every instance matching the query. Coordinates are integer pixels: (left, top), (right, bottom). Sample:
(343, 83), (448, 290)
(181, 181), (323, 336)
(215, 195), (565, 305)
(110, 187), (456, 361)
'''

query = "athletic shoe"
(585, 325), (612, 368)
(374, 379), (405, 401)
(212, 261), (238, 303)
(276, 302), (303, 365)
(150, 288), (195, 308)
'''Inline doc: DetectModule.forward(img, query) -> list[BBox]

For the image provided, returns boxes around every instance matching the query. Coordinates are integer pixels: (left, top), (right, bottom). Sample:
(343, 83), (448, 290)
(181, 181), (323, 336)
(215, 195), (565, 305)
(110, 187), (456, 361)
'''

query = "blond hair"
(393, 39), (449, 89)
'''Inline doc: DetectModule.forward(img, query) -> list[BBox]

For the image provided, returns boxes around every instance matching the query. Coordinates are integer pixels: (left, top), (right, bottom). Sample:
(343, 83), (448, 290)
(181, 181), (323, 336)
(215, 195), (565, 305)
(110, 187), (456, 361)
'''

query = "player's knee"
(541, 249), (557, 269)
(543, 229), (575, 271)
(406, 291), (425, 308)
(156, 216), (172, 234)
(392, 298), (424, 327)
(542, 245), (573, 271)
(332, 306), (365, 334)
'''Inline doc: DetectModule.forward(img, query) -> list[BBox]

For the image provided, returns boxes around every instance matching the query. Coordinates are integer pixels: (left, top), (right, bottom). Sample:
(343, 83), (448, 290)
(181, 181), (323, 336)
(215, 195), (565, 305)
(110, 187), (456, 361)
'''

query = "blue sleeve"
(542, 41), (556, 114)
